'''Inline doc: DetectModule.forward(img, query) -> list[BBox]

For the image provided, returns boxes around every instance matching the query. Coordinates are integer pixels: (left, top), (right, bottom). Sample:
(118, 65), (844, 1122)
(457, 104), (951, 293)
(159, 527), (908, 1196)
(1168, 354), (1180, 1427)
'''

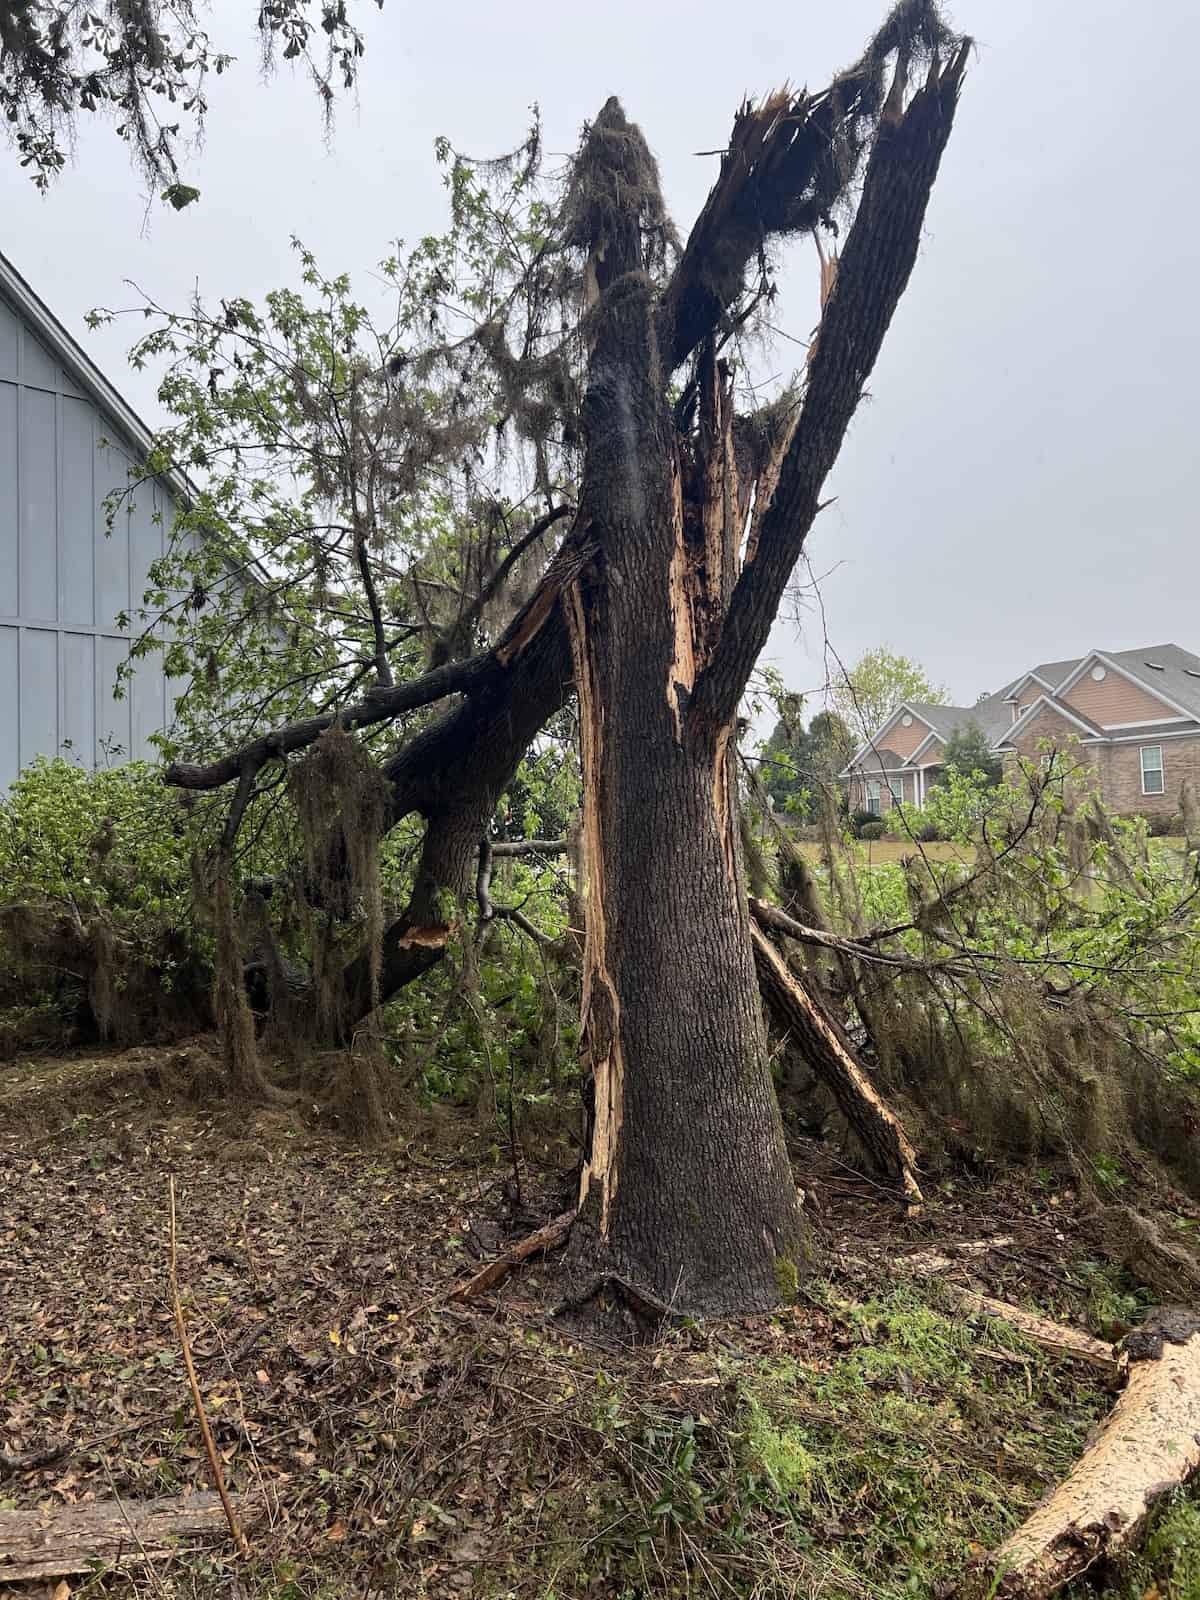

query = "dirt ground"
(0, 1042), (1188, 1599)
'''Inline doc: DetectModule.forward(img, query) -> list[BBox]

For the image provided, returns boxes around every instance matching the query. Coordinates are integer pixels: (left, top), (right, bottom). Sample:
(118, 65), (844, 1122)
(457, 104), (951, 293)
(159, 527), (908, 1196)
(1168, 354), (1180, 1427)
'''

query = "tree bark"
(566, 263), (808, 1314)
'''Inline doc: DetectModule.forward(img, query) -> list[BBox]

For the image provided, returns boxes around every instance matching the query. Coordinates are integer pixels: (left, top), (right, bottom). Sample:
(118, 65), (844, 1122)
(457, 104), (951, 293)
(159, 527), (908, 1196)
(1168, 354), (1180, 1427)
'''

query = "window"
(865, 780), (883, 816)
(1141, 745), (1164, 796)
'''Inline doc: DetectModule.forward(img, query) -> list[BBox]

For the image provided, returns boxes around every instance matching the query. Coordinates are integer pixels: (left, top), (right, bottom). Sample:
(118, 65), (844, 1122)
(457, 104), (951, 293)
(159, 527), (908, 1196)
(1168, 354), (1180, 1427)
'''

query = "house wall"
(1061, 669), (1173, 728)
(1, 285), (182, 789)
(875, 717), (930, 760)
(847, 770), (910, 815)
(1090, 737), (1200, 820)
(1003, 705), (1199, 821)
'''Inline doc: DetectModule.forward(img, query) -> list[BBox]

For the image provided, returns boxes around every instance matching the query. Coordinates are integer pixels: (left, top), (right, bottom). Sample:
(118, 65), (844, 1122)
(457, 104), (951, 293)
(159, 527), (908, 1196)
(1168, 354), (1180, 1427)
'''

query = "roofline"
(1004, 669), (1059, 701)
(994, 693), (1104, 748)
(844, 702), (940, 769)
(1056, 648), (1198, 724)
(0, 247), (194, 506)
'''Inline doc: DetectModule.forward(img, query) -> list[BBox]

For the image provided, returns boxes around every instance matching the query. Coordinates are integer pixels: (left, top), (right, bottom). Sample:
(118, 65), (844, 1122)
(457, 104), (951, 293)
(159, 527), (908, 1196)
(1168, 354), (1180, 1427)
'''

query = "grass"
(789, 836), (1187, 868)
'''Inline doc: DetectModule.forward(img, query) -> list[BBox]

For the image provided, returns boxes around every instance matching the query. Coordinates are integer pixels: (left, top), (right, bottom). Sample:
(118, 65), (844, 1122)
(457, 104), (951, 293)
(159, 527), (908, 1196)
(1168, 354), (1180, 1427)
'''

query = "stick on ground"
(447, 1209), (576, 1303)
(168, 1176), (250, 1558)
(966, 1310), (1200, 1598)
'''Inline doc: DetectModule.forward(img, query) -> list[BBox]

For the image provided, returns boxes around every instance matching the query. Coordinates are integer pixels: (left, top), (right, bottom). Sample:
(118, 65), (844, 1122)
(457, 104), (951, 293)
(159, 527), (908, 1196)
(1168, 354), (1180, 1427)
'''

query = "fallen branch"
(0, 1493), (251, 1582)
(896, 1240), (1125, 1379)
(168, 1177), (250, 1558)
(0, 1439), (70, 1476)
(751, 924), (922, 1207)
(951, 1290), (1125, 1381)
(446, 1208), (576, 1303)
(967, 1310), (1200, 1598)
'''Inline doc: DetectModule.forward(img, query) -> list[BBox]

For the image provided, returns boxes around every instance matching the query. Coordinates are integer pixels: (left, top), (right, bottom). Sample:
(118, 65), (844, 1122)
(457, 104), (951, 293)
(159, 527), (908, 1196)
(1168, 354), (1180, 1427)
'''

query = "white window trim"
(865, 779), (883, 816)
(1101, 716), (1190, 731)
(1140, 744), (1165, 796)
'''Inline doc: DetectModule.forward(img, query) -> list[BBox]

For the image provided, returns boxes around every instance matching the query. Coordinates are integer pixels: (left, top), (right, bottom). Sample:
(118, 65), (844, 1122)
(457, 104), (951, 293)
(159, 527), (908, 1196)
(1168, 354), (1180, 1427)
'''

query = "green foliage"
(831, 645), (948, 744)
(893, 767), (999, 846)
(756, 674), (851, 816)
(936, 720), (1003, 788)
(0, 759), (211, 1047)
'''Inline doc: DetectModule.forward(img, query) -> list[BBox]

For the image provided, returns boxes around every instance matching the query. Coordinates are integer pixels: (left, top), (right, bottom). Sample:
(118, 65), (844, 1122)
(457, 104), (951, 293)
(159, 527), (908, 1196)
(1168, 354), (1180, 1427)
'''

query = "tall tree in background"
(832, 644), (948, 742)
(0, 0), (376, 202)
(144, 0), (970, 1313)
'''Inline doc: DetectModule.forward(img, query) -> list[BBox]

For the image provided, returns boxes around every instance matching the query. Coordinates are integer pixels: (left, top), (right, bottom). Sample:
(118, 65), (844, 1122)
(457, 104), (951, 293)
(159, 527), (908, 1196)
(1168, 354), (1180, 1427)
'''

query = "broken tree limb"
(446, 1209), (576, 1303)
(896, 1240), (1125, 1379)
(0, 1493), (253, 1582)
(966, 1310), (1200, 1599)
(751, 923), (922, 1207)
(951, 1291), (1125, 1381)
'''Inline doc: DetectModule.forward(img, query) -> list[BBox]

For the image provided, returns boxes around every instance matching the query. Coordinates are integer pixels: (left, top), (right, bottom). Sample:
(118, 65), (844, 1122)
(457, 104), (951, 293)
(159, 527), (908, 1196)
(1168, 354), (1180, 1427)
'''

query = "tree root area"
(5, 1047), (1200, 1599)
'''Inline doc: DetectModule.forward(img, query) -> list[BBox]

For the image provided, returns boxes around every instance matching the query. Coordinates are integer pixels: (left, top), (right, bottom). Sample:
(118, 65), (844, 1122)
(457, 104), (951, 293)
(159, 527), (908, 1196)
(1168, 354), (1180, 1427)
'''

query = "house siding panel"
(61, 630), (96, 766)
(1062, 670), (1174, 728)
(0, 628), (16, 780)
(19, 628), (58, 770)
(0, 382), (16, 602)
(1095, 738), (1200, 819)
(0, 280), (179, 788)
(19, 385), (57, 622)
(878, 718), (929, 760)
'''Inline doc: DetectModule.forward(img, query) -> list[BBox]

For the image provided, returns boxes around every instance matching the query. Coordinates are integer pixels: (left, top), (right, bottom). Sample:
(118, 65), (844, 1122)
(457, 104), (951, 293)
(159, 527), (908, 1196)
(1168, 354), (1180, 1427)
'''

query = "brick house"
(841, 643), (1200, 821)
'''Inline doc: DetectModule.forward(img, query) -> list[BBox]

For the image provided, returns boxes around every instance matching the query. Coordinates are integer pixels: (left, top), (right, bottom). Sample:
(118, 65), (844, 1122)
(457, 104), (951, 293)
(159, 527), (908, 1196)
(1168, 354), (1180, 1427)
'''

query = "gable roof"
(0, 247), (192, 504)
(1059, 644), (1200, 722)
(995, 694), (1106, 748)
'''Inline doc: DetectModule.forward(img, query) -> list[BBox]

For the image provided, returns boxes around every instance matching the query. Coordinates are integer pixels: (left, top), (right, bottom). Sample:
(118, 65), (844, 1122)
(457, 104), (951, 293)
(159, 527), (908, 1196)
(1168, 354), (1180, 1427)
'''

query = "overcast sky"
(4, 0), (1197, 713)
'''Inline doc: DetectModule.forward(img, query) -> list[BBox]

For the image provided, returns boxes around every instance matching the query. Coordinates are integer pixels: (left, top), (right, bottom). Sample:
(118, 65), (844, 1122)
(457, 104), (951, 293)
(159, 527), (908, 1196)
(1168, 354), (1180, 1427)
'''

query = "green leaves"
(161, 182), (201, 210)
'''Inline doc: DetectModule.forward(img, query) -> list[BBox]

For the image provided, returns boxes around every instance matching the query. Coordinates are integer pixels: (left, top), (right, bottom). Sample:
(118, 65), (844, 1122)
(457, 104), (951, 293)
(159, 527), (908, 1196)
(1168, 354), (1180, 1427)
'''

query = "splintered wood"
(0, 1493), (251, 1582)
(967, 1315), (1200, 1599)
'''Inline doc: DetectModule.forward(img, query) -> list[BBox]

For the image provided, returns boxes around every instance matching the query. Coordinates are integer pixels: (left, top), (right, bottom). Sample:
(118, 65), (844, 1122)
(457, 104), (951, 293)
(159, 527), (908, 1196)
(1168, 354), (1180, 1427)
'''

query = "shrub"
(0, 759), (212, 1051)
(849, 809), (878, 834)
(857, 820), (886, 841)
(1145, 812), (1180, 839)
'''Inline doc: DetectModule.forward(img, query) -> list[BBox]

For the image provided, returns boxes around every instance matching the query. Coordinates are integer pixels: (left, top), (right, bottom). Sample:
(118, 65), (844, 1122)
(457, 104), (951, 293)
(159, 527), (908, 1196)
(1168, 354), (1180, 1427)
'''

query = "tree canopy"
(832, 645), (947, 741)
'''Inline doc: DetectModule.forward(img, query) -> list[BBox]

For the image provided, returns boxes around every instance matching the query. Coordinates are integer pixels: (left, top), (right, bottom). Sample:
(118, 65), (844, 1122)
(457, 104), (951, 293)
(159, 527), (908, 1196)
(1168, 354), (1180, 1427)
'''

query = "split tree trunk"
(567, 260), (807, 1314)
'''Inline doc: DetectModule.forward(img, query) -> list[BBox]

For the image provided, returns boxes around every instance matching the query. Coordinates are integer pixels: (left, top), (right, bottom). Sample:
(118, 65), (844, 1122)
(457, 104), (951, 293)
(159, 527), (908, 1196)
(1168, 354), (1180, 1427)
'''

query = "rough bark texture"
(0, 1493), (251, 1581)
(567, 263), (808, 1314)
(968, 1313), (1200, 1599)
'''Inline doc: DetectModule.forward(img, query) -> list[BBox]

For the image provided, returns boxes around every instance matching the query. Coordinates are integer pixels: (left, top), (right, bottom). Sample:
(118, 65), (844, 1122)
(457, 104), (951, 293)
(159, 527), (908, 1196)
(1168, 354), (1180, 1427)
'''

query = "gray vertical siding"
(0, 283), (177, 789)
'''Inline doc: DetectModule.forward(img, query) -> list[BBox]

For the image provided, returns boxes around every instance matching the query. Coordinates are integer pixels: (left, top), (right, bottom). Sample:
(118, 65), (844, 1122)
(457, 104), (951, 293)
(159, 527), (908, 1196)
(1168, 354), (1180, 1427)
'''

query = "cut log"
(750, 924), (922, 1207)
(0, 1492), (253, 1582)
(966, 1310), (1200, 1599)
(446, 1208), (575, 1303)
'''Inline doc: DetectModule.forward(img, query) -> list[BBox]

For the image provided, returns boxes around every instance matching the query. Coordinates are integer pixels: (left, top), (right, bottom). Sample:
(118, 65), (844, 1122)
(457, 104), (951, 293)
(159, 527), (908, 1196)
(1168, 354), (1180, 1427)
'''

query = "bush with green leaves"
(0, 759), (213, 1050)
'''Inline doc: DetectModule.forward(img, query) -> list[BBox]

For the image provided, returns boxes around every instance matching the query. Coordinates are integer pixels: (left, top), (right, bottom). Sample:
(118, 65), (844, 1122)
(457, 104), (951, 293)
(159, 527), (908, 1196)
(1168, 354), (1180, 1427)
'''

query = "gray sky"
(4, 0), (1197, 714)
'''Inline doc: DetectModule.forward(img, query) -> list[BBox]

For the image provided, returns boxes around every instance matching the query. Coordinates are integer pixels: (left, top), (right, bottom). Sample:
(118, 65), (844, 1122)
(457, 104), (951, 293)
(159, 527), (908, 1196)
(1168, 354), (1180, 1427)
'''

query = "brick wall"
(1094, 737), (1200, 819)
(1002, 720), (1200, 821)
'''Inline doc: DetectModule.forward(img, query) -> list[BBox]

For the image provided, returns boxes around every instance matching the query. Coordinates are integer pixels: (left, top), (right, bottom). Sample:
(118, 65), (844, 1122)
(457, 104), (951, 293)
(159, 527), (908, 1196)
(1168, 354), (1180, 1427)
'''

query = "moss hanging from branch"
(288, 726), (392, 1033)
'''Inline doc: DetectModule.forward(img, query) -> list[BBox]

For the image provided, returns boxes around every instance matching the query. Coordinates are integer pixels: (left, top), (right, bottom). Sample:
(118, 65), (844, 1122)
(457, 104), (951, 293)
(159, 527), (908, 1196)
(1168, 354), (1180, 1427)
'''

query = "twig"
(168, 1176), (250, 1558)
(446, 1209), (576, 1303)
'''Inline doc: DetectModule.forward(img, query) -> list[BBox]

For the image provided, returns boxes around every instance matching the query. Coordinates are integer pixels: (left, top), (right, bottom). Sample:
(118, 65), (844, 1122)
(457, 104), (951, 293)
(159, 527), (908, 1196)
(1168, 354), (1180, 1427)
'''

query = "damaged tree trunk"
(566, 250), (808, 1312)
